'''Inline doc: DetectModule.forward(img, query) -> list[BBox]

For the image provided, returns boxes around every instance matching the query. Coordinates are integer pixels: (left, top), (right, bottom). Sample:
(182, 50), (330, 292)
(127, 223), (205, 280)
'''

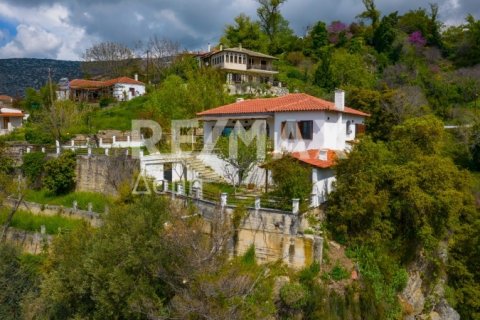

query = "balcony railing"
(247, 64), (277, 71)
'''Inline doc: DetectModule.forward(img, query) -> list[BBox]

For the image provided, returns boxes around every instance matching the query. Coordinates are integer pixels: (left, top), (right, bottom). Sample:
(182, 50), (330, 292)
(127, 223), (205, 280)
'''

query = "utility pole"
(146, 50), (150, 84)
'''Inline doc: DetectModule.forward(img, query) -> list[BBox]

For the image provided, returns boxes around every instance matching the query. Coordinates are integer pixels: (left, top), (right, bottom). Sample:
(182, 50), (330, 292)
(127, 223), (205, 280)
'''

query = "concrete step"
(187, 157), (226, 183)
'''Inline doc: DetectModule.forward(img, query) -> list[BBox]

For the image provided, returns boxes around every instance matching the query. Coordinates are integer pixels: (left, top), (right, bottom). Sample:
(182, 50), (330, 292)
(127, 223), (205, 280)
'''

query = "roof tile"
(197, 93), (369, 117)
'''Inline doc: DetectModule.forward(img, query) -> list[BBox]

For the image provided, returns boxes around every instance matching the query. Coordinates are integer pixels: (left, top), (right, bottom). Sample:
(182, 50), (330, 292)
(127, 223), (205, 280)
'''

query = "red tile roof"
(197, 93), (369, 117)
(105, 77), (144, 86)
(69, 79), (105, 89)
(0, 95), (13, 102)
(0, 113), (24, 117)
(70, 77), (144, 89)
(0, 107), (24, 117)
(291, 149), (337, 169)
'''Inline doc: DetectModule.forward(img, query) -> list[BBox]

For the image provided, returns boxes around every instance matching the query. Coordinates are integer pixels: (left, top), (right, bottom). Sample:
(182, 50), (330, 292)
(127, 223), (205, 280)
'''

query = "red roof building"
(198, 93), (369, 117)
(198, 91), (368, 155)
(66, 76), (145, 102)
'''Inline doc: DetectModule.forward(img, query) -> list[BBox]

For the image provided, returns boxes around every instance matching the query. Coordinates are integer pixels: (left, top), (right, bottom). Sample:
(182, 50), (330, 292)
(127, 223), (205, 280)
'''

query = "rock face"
(400, 246), (460, 320)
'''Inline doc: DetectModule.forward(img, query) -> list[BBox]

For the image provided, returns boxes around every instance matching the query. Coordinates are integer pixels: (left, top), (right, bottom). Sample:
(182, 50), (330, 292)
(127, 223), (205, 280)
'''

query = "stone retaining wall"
(3, 228), (52, 254)
(4, 198), (102, 227)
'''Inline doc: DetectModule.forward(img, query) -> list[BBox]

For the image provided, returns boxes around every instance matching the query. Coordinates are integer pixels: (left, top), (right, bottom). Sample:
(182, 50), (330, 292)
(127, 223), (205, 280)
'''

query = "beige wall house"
(197, 46), (288, 96)
(0, 107), (24, 135)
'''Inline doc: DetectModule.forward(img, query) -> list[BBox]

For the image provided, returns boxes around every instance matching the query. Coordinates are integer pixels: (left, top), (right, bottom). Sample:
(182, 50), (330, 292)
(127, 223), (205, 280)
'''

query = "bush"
(43, 151), (76, 195)
(330, 264), (349, 281)
(22, 152), (46, 189)
(280, 283), (308, 309)
(99, 96), (115, 108)
(268, 155), (312, 210)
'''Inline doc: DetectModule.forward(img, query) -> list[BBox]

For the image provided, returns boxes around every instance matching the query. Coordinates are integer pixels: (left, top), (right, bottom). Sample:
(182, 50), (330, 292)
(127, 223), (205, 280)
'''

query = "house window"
(346, 121), (352, 135)
(234, 55), (238, 63)
(298, 121), (313, 140)
(222, 127), (234, 137)
(281, 121), (296, 140)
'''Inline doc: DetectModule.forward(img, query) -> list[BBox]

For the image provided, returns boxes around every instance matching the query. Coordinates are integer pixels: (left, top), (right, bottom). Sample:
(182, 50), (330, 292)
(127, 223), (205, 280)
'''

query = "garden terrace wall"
(4, 198), (101, 227)
(170, 193), (324, 269)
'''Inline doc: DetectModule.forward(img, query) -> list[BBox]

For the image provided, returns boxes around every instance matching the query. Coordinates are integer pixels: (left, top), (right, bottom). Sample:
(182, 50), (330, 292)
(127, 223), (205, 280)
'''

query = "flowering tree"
(408, 31), (427, 47)
(327, 21), (352, 45)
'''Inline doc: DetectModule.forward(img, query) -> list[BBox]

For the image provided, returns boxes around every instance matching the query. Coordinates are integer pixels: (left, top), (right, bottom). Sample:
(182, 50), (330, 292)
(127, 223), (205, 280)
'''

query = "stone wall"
(75, 155), (138, 195)
(4, 198), (102, 227)
(4, 228), (52, 254)
(176, 195), (323, 269)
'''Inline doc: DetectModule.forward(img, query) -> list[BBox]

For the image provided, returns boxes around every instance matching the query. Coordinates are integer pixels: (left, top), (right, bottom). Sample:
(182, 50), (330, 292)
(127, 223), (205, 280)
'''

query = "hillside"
(0, 58), (82, 97)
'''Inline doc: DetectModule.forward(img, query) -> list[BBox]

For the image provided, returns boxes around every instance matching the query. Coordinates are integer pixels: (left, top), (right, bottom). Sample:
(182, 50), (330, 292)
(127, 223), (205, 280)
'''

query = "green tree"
(217, 130), (264, 191)
(21, 88), (43, 111)
(22, 152), (46, 190)
(220, 14), (267, 52)
(268, 155), (312, 210)
(305, 21), (328, 56)
(313, 47), (336, 91)
(256, 0), (291, 53)
(372, 12), (399, 59)
(30, 197), (276, 319)
(0, 244), (39, 320)
(330, 49), (376, 88)
(327, 116), (475, 259)
(452, 15), (480, 67)
(357, 0), (381, 29)
(397, 4), (443, 48)
(43, 151), (76, 195)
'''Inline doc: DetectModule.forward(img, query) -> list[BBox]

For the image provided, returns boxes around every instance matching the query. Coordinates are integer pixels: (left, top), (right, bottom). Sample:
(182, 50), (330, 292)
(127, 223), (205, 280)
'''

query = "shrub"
(43, 151), (76, 195)
(280, 283), (308, 309)
(99, 96), (115, 108)
(22, 152), (46, 189)
(330, 264), (349, 281)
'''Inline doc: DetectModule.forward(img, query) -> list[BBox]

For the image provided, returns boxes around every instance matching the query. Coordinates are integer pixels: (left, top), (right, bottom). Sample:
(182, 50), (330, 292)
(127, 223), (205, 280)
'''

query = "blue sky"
(0, 0), (477, 60)
(0, 20), (17, 46)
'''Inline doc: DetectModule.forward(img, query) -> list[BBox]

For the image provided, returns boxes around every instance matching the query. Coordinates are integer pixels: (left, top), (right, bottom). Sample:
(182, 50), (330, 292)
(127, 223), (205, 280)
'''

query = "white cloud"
(0, 3), (93, 60)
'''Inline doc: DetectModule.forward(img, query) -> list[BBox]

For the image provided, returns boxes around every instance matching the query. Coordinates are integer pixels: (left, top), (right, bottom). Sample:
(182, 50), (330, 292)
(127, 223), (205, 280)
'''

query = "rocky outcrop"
(400, 244), (460, 320)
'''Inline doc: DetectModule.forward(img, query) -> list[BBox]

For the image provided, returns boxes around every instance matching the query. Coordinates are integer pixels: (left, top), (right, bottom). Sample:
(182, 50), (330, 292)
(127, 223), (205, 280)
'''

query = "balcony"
(247, 64), (277, 72)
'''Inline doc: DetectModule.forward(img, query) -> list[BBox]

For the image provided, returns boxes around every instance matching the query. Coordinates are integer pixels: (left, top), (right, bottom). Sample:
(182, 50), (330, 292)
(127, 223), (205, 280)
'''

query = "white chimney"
(318, 149), (328, 161)
(239, 43), (242, 50)
(134, 73), (138, 81)
(208, 43), (211, 52)
(220, 44), (223, 51)
(335, 89), (345, 111)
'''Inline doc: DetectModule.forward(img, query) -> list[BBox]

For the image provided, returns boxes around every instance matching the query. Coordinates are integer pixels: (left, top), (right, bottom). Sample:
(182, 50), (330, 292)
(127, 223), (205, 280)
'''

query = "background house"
(197, 45), (288, 96)
(0, 107), (24, 135)
(59, 75), (145, 103)
(0, 95), (14, 107)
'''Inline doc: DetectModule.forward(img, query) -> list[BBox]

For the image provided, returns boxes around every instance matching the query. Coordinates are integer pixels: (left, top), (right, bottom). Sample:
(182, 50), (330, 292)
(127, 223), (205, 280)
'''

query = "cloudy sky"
(0, 0), (477, 60)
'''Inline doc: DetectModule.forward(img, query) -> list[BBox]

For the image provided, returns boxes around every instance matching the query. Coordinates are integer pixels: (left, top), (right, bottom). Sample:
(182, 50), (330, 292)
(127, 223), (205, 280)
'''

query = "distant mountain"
(0, 58), (82, 97)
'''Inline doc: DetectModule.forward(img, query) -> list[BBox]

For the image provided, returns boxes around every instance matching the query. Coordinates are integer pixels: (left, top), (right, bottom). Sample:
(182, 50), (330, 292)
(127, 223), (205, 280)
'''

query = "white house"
(0, 107), (24, 135)
(196, 91), (369, 203)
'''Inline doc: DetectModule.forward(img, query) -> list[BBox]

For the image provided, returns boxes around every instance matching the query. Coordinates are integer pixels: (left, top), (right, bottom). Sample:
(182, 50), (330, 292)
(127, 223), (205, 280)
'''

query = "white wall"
(312, 168), (336, 204)
(113, 83), (145, 101)
(273, 111), (365, 153)
(0, 116), (22, 131)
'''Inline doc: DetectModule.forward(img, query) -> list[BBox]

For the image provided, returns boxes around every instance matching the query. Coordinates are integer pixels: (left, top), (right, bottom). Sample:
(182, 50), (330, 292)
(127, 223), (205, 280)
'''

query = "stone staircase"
(188, 157), (226, 183)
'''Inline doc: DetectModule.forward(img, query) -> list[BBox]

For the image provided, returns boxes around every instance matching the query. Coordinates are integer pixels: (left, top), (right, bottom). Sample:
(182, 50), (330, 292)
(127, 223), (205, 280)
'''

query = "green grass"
(0, 209), (84, 234)
(24, 189), (113, 213)
(89, 96), (149, 131)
